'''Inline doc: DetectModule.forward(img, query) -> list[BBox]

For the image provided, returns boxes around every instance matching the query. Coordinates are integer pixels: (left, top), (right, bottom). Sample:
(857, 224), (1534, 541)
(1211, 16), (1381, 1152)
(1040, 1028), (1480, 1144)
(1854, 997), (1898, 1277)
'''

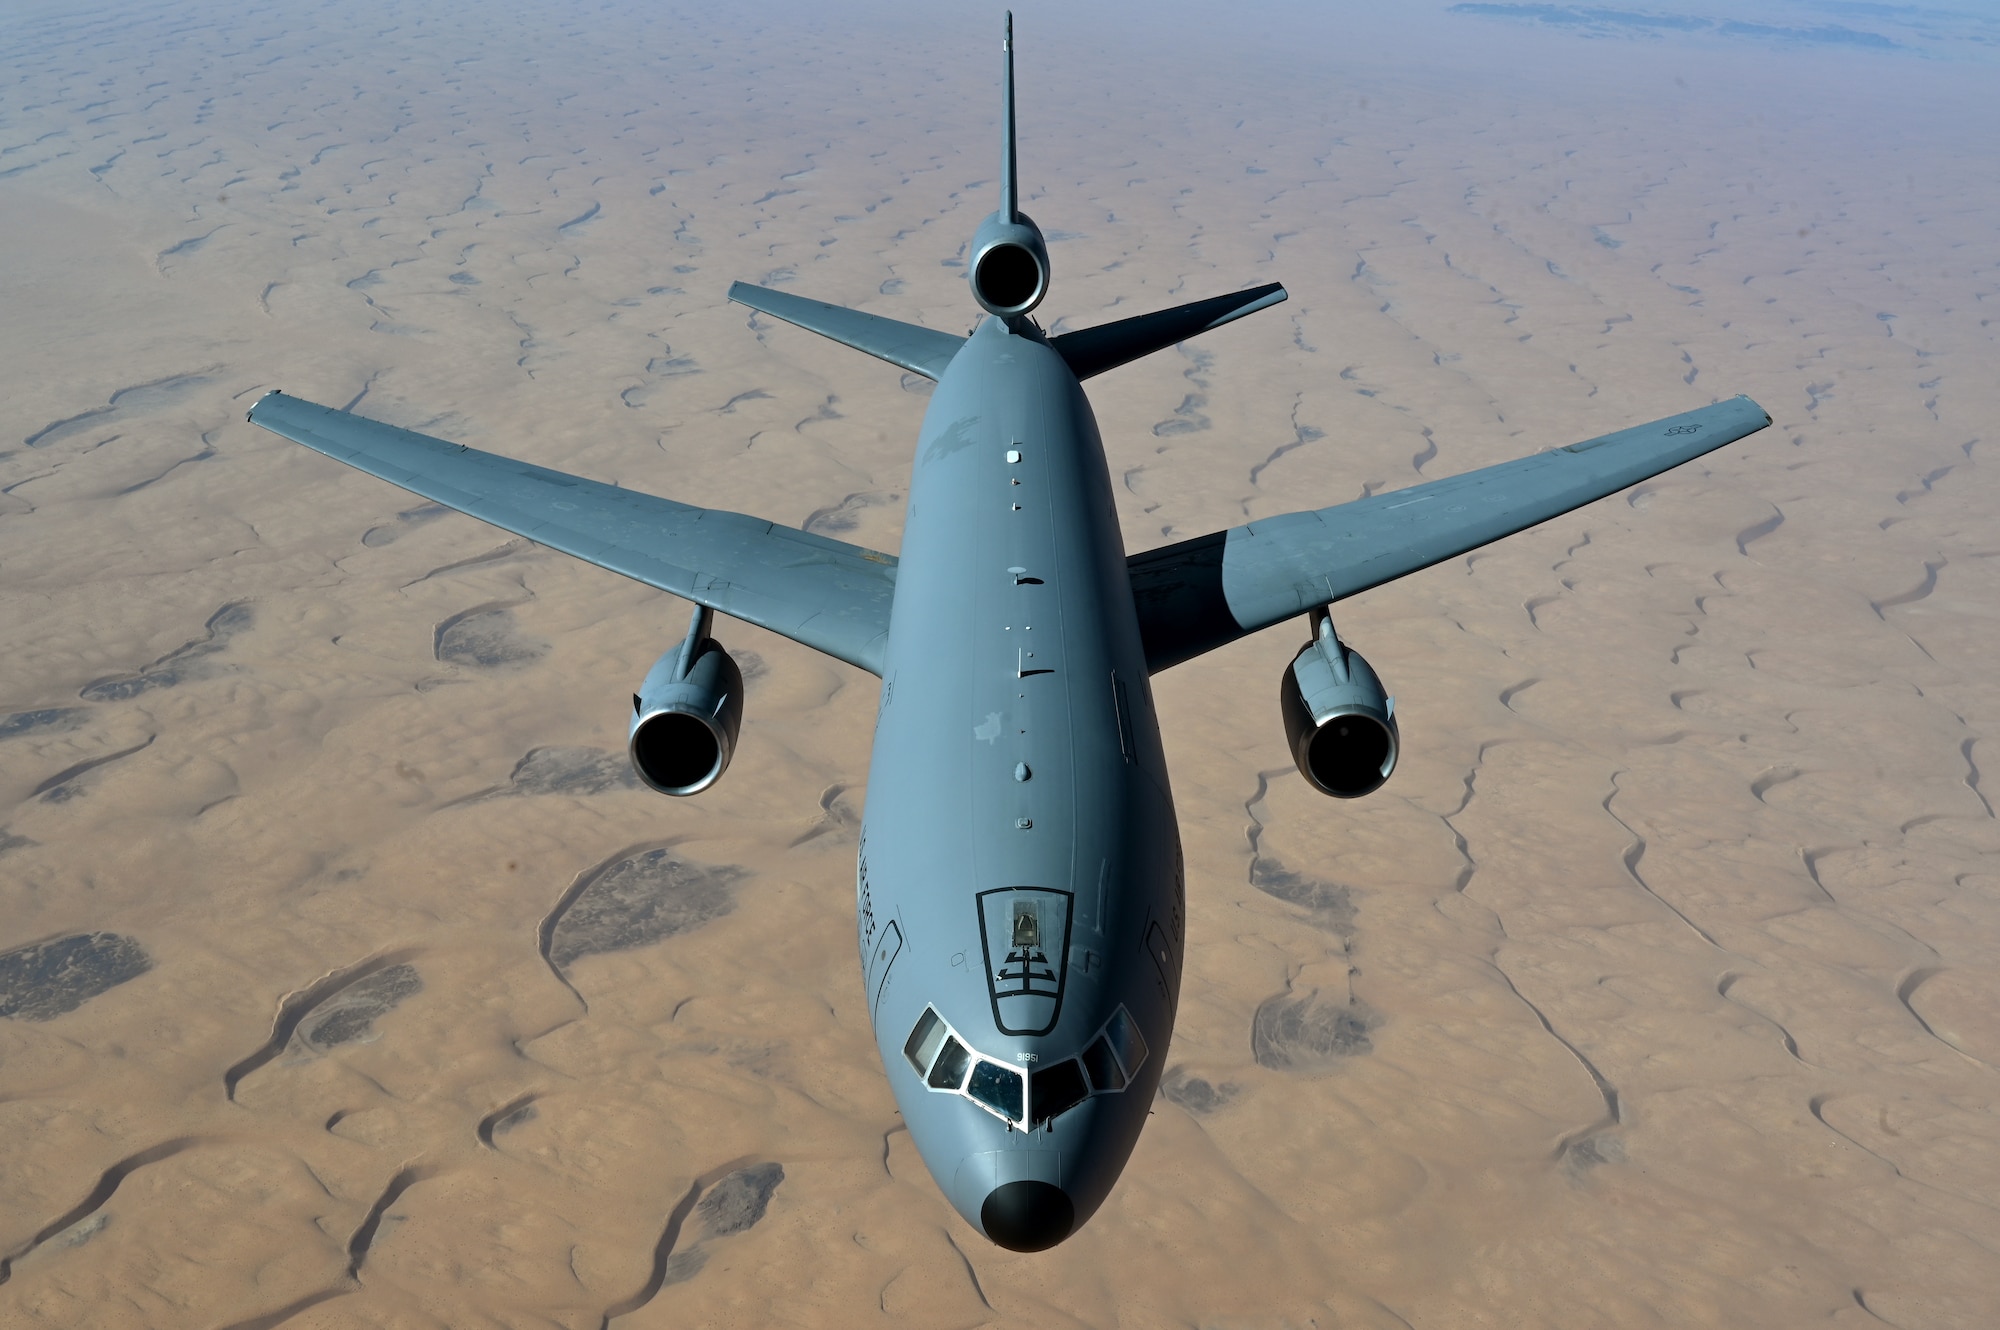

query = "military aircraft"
(249, 15), (1771, 1251)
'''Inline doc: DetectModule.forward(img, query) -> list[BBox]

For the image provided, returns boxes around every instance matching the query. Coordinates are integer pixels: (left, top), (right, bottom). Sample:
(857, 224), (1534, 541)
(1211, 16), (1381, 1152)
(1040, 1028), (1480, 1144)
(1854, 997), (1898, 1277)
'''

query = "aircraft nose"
(979, 1180), (1075, 1251)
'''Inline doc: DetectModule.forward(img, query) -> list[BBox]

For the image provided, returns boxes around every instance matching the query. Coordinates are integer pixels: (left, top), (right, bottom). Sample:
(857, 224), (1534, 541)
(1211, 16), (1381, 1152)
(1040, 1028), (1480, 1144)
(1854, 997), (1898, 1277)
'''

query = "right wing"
(727, 282), (965, 380)
(249, 391), (897, 675)
(1129, 395), (1772, 673)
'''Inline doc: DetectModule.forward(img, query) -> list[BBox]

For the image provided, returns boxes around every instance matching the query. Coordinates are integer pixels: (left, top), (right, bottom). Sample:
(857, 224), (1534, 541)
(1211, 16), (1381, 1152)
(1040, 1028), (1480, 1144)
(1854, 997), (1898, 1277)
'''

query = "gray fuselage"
(860, 315), (1184, 1246)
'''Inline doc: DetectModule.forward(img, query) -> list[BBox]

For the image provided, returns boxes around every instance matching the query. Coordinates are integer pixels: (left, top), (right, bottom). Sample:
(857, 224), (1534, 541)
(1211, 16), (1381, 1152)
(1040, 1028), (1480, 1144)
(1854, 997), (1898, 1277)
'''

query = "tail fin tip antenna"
(1001, 12), (1019, 222)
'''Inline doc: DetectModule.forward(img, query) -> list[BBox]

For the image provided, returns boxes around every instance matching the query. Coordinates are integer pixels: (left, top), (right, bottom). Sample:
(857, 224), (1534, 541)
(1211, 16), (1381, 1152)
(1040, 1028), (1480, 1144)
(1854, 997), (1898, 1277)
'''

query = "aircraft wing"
(1128, 395), (1772, 673)
(248, 391), (898, 675)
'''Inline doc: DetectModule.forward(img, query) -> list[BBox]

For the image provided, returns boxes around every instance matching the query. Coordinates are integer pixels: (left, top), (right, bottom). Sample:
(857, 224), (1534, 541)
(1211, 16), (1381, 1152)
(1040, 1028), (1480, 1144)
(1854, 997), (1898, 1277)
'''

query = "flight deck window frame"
(900, 1002), (1151, 1131)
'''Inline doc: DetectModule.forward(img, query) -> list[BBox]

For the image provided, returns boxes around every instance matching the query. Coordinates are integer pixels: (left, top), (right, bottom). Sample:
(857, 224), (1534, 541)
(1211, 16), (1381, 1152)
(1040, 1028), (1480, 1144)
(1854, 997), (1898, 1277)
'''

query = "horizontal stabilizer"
(1130, 395), (1773, 673)
(728, 281), (965, 381)
(1051, 283), (1287, 381)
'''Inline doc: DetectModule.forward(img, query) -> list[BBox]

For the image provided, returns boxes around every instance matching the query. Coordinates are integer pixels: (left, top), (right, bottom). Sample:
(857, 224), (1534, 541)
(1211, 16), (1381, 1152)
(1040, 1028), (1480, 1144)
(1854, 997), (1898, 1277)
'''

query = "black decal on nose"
(980, 1180), (1074, 1252)
(976, 887), (1073, 1035)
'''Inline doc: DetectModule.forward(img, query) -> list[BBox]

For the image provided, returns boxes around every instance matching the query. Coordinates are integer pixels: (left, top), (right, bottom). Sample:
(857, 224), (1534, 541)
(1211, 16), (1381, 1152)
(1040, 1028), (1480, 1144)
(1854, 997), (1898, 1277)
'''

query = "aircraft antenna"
(1000, 12), (1018, 223)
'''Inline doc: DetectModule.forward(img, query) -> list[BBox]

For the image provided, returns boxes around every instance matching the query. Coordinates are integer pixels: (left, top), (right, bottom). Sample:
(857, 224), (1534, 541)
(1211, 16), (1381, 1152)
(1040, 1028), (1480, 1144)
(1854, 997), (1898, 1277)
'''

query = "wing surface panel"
(727, 282), (965, 380)
(249, 391), (897, 674)
(1130, 395), (1772, 672)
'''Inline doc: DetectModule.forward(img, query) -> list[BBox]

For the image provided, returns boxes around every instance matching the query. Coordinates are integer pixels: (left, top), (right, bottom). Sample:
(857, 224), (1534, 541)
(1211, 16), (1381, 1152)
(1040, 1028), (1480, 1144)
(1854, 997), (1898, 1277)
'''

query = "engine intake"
(1280, 613), (1398, 799)
(628, 606), (743, 797)
(969, 210), (1050, 318)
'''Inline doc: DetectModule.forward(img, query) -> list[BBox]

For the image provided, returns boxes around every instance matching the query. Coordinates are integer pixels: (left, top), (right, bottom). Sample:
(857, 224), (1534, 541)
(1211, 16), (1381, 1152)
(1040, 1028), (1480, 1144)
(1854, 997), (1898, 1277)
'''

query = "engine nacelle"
(1280, 614), (1398, 799)
(628, 607), (743, 797)
(969, 209), (1050, 318)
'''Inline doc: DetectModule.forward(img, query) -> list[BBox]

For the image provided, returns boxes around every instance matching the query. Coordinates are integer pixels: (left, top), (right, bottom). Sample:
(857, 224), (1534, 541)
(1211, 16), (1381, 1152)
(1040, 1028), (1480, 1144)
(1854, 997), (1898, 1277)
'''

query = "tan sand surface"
(2, 1), (1997, 1325)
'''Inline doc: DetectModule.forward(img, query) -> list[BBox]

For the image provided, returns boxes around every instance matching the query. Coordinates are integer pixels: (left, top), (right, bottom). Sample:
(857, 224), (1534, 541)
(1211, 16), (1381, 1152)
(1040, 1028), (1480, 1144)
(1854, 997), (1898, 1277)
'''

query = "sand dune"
(2, 0), (1997, 1325)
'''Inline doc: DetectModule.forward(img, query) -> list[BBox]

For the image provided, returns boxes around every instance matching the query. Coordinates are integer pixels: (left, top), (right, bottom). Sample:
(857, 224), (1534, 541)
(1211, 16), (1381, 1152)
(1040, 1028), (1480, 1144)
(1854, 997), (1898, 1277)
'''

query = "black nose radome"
(980, 1180), (1075, 1252)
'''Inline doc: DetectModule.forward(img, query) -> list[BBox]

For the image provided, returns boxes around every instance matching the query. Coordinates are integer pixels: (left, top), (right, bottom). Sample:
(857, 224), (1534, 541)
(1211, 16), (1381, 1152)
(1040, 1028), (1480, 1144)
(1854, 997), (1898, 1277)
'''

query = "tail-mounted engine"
(969, 210), (1049, 319)
(628, 605), (743, 797)
(1280, 611), (1398, 798)
(967, 17), (1050, 322)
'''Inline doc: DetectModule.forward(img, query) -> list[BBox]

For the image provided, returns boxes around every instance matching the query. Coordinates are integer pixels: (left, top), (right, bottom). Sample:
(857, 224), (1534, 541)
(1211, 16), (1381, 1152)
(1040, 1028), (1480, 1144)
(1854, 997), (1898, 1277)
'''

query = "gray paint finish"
(860, 315), (1182, 1235)
(1128, 394), (1771, 672)
(244, 13), (1771, 1250)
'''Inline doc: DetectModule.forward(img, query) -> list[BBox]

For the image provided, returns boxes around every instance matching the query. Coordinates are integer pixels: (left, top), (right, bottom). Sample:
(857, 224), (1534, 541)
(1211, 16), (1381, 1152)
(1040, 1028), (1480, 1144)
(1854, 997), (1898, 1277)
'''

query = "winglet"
(1001, 12), (1019, 223)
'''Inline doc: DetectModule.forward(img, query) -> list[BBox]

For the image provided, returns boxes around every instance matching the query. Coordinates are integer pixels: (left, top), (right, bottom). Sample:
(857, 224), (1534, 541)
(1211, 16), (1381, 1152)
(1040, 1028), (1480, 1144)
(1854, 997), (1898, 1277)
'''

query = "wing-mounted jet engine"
(629, 604), (744, 796)
(1280, 610), (1398, 798)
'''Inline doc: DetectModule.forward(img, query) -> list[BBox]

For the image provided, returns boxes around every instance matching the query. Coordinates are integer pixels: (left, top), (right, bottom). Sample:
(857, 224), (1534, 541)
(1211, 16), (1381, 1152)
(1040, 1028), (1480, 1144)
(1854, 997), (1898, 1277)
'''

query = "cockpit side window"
(1079, 1034), (1125, 1092)
(929, 1036), (973, 1090)
(903, 1007), (947, 1076)
(1030, 1057), (1089, 1127)
(1104, 1004), (1149, 1078)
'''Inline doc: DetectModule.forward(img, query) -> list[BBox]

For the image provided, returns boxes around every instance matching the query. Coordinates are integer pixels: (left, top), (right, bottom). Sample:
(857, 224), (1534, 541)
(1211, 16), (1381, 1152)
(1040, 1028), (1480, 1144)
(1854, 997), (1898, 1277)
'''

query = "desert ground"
(2, 0), (1997, 1325)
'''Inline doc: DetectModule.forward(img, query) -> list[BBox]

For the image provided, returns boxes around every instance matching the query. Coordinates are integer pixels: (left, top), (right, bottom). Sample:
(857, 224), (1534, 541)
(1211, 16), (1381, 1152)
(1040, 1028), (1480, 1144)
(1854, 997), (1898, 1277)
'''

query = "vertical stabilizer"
(968, 12), (1048, 318)
(1000, 12), (1018, 223)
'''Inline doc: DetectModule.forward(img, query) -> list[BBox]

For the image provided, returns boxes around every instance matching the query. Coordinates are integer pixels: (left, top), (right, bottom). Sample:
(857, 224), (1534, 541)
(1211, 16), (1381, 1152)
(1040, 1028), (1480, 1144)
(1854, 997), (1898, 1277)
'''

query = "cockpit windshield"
(901, 1003), (1151, 1130)
(966, 1060), (1025, 1120)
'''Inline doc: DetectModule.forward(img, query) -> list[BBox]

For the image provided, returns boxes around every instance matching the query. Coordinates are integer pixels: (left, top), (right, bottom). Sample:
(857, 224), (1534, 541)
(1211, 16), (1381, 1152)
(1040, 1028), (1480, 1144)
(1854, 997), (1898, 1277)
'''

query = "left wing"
(1129, 395), (1772, 673)
(248, 391), (898, 675)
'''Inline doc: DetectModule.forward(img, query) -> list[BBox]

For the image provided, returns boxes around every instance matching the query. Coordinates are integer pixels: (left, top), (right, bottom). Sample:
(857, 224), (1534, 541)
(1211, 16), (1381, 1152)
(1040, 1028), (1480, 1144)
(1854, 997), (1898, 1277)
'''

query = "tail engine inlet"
(969, 211), (1049, 319)
(629, 605), (743, 797)
(1280, 612), (1398, 799)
